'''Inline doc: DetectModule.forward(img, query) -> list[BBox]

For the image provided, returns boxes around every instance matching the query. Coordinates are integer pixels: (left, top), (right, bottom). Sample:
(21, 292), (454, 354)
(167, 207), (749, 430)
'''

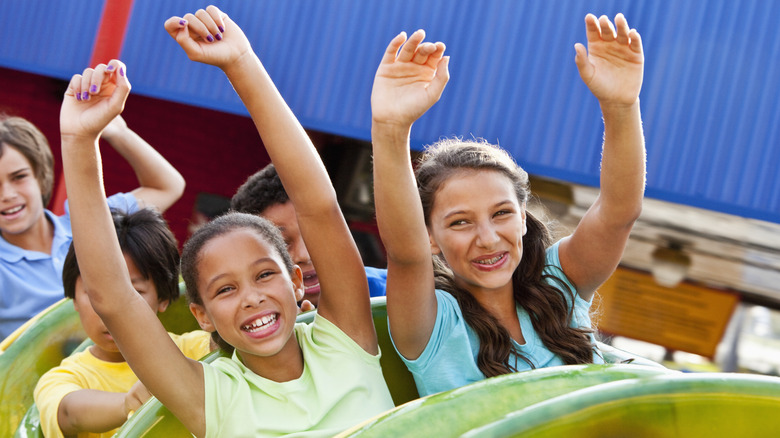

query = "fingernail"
(106, 64), (114, 71)
(75, 92), (81, 101)
(90, 85), (97, 93)
(218, 25), (225, 33)
(81, 92), (89, 100)
(179, 19), (186, 26)
(206, 34), (214, 42)
(119, 67), (125, 77)
(214, 33), (222, 41)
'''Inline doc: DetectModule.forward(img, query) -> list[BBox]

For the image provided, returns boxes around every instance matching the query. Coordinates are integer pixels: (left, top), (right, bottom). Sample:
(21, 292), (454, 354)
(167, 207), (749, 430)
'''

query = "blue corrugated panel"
(2, 1), (778, 223)
(0, 0), (102, 79)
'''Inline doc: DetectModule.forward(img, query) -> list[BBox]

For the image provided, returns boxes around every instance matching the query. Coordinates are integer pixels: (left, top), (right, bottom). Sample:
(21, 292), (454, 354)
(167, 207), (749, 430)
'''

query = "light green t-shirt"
(202, 314), (394, 438)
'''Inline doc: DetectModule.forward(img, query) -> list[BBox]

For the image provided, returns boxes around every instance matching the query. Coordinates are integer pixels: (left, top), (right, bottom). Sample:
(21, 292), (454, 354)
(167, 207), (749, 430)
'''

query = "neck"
(1, 211), (54, 254)
(240, 337), (305, 383)
(462, 279), (524, 342)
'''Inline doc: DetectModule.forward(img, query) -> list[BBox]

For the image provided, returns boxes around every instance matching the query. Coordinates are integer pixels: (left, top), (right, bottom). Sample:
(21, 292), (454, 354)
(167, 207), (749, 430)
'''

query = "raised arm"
(163, 6), (376, 352)
(100, 115), (185, 212)
(370, 30), (450, 359)
(559, 13), (646, 301)
(60, 61), (206, 437)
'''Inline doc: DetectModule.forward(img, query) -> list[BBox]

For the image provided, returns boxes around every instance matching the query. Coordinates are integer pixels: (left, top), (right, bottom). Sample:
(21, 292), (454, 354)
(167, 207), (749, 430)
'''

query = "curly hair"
(230, 163), (289, 215)
(416, 138), (595, 377)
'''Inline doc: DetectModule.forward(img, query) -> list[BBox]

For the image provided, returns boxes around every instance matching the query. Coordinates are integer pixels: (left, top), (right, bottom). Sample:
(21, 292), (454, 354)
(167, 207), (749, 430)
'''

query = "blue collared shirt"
(0, 193), (137, 339)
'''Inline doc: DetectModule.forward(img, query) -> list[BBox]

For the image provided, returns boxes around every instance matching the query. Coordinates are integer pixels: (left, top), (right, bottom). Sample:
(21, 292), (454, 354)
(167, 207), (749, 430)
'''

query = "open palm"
(575, 14), (644, 107)
(371, 30), (449, 128)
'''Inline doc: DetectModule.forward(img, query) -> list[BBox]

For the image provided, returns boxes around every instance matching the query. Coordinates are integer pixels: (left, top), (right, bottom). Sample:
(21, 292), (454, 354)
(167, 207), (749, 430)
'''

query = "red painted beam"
(50, 0), (135, 214)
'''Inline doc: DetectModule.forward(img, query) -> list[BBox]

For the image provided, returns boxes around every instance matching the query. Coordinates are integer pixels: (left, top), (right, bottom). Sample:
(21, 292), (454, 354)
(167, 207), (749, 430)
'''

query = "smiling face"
(0, 145), (47, 244)
(74, 253), (168, 363)
(260, 201), (320, 306)
(189, 227), (304, 374)
(427, 170), (527, 299)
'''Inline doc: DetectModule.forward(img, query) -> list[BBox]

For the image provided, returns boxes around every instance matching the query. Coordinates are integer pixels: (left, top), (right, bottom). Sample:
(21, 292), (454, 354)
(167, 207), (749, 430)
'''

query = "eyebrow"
(9, 167), (31, 176)
(204, 256), (278, 291)
(441, 199), (515, 220)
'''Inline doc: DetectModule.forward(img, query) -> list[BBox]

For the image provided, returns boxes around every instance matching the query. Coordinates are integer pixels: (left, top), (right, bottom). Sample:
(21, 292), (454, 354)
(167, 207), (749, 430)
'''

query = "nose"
(287, 237), (312, 268)
(241, 284), (266, 309)
(475, 221), (500, 249)
(0, 182), (17, 202)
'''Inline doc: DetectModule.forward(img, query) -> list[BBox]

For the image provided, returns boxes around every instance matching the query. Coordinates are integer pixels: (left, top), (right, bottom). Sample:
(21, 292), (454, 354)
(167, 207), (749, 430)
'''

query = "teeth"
(243, 314), (277, 332)
(476, 254), (503, 265)
(2, 206), (22, 215)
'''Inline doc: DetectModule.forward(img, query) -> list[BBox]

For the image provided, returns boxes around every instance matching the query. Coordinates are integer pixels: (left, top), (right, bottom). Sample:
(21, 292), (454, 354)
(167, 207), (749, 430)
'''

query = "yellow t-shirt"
(34, 330), (212, 438)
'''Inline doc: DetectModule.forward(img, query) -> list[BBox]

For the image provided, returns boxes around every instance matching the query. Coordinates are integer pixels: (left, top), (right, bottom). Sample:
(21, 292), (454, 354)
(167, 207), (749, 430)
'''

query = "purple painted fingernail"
(106, 64), (114, 71)
(218, 25), (225, 33)
(215, 33), (222, 41)
(90, 85), (97, 93)
(119, 67), (125, 77)
(179, 19), (186, 26)
(75, 92), (81, 101)
(81, 92), (89, 100)
(206, 34), (214, 42)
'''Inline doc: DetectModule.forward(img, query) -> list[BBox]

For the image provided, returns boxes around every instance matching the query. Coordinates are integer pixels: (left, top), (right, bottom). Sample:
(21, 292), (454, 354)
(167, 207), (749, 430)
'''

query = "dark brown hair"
(180, 212), (295, 352)
(416, 138), (595, 377)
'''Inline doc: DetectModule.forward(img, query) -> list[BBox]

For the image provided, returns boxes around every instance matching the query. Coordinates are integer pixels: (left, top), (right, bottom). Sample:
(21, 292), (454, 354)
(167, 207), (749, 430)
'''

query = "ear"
(521, 206), (528, 236)
(189, 303), (215, 332)
(429, 230), (442, 255)
(291, 265), (304, 302)
(156, 298), (170, 313)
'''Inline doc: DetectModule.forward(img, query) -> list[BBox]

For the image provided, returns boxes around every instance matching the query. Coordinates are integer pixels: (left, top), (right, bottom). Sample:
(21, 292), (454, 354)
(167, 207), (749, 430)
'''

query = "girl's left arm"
(61, 61), (206, 437)
(99, 115), (185, 212)
(559, 13), (646, 301)
(164, 6), (377, 353)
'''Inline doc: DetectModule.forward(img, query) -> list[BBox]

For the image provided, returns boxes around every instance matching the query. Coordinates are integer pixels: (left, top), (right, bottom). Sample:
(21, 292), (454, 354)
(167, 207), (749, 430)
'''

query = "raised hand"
(164, 5), (251, 69)
(60, 60), (130, 141)
(371, 30), (450, 129)
(574, 13), (644, 108)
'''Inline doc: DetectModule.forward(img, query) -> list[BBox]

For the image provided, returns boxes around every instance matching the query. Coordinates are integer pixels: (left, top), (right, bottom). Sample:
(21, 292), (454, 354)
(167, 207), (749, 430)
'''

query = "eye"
(12, 173), (28, 181)
(256, 270), (275, 281)
(448, 219), (468, 227)
(215, 285), (235, 296)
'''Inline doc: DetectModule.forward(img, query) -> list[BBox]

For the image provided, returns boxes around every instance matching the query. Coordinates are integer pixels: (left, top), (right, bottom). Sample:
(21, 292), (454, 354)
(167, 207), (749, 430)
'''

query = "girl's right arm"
(370, 31), (450, 359)
(60, 61), (207, 437)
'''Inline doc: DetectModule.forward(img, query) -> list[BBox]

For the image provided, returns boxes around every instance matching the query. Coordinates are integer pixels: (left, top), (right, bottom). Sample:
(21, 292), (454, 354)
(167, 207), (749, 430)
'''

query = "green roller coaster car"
(8, 296), (780, 437)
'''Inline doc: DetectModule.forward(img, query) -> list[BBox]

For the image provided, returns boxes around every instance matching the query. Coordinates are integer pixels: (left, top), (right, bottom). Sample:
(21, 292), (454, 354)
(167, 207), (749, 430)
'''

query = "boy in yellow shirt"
(34, 208), (212, 438)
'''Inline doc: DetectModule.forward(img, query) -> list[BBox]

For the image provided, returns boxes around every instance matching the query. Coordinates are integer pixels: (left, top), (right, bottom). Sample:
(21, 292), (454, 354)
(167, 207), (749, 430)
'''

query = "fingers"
(573, 42), (593, 81)
(429, 55), (451, 100)
(68, 60), (130, 108)
(598, 15), (616, 42)
(397, 29), (425, 62)
(382, 30), (445, 67)
(380, 32), (407, 65)
(628, 29), (643, 54)
(299, 300), (315, 313)
(584, 13), (601, 42)
(614, 13), (630, 45)
(584, 12), (641, 53)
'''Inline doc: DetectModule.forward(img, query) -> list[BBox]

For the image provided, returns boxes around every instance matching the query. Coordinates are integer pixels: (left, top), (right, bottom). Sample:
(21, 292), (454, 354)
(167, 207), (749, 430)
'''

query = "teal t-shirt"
(202, 314), (394, 438)
(395, 241), (603, 397)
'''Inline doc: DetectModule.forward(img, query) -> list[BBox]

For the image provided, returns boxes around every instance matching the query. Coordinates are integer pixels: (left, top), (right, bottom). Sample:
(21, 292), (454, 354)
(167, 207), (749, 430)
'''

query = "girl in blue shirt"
(370, 14), (646, 395)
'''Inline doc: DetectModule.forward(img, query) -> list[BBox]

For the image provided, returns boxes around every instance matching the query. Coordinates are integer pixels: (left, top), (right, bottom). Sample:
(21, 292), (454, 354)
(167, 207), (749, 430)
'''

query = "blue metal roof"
(1, 0), (778, 223)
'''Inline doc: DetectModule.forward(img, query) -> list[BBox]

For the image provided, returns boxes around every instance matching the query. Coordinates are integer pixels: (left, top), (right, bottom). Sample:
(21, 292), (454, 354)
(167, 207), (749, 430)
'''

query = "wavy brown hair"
(416, 138), (595, 377)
